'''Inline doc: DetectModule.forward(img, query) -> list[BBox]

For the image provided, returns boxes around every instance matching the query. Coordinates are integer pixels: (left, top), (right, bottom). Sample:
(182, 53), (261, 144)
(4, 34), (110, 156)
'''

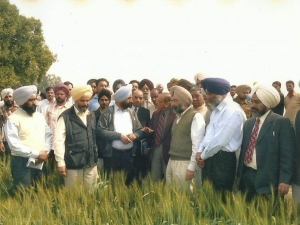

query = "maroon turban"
(53, 83), (70, 96)
(138, 79), (154, 90)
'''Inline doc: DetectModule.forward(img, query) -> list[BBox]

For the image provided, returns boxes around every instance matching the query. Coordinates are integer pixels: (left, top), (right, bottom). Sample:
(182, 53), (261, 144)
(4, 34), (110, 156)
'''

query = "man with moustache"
(97, 84), (143, 185)
(88, 78), (110, 111)
(0, 88), (18, 155)
(36, 86), (55, 116)
(53, 85), (98, 188)
(237, 84), (294, 203)
(233, 84), (252, 119)
(4, 85), (51, 190)
(190, 86), (209, 125)
(166, 86), (205, 192)
(196, 78), (246, 195)
(45, 83), (72, 170)
(284, 80), (300, 125)
(94, 88), (111, 171)
(139, 79), (154, 109)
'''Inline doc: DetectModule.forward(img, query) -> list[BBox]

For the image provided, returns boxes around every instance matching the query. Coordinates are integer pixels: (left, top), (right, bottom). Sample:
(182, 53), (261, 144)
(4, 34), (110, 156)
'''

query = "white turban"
(71, 85), (93, 101)
(113, 84), (132, 102)
(194, 73), (207, 83)
(251, 83), (280, 108)
(13, 85), (37, 106)
(1, 88), (13, 100)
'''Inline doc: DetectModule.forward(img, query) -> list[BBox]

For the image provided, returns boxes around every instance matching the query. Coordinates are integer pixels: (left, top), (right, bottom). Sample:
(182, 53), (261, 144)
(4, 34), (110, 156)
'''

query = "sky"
(8, 0), (300, 94)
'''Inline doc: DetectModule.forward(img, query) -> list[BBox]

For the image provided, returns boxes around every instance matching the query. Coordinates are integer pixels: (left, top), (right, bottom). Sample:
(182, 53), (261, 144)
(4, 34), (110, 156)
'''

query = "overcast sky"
(9, 0), (300, 93)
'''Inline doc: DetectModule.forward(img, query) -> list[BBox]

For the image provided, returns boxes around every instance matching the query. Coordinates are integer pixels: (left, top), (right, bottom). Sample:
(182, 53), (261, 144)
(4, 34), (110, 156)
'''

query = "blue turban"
(201, 78), (230, 95)
(113, 84), (132, 102)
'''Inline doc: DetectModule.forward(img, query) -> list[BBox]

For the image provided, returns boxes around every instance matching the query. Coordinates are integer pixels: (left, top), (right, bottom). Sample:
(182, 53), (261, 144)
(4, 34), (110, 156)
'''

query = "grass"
(0, 156), (299, 224)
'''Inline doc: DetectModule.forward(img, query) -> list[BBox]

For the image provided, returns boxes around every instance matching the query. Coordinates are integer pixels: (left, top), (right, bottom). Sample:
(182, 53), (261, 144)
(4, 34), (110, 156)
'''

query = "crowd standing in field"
(1, 74), (300, 208)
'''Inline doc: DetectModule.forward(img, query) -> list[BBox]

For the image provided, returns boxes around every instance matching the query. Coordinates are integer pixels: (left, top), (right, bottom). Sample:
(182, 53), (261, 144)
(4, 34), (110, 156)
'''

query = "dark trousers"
(103, 149), (133, 185)
(11, 155), (46, 190)
(202, 151), (236, 192)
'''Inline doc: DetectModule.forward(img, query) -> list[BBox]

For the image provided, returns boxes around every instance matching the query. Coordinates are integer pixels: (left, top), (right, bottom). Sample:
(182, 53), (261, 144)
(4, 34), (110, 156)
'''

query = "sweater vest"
(169, 107), (197, 160)
(9, 108), (46, 153)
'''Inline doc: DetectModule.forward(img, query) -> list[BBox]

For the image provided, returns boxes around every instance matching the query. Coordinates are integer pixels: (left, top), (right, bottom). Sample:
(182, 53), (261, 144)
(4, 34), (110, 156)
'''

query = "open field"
(0, 157), (299, 224)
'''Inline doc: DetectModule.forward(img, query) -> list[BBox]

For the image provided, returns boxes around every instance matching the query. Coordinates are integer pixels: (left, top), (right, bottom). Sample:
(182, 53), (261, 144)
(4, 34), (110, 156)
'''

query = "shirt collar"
(176, 105), (193, 118)
(74, 106), (89, 116)
(114, 103), (129, 112)
(216, 94), (231, 112)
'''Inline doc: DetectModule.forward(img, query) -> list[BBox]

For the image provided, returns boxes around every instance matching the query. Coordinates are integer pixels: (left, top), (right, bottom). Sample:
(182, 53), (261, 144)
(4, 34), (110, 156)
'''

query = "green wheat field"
(0, 156), (299, 224)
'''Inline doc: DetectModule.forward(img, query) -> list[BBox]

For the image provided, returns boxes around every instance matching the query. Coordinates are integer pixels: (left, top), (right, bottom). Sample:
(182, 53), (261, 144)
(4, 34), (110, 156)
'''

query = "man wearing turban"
(236, 83), (295, 203)
(0, 88), (18, 155)
(97, 84), (143, 185)
(45, 83), (72, 171)
(139, 79), (154, 109)
(233, 84), (252, 119)
(53, 85), (98, 188)
(4, 85), (52, 190)
(196, 78), (246, 196)
(166, 86), (205, 193)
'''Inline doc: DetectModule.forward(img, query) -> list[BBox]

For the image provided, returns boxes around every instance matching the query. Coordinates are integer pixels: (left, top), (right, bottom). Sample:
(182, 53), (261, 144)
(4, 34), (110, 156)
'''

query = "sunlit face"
(75, 94), (90, 113)
(4, 93), (13, 107)
(97, 81), (108, 93)
(132, 91), (143, 108)
(46, 89), (54, 102)
(251, 93), (268, 117)
(99, 95), (110, 109)
(190, 90), (204, 109)
(286, 83), (294, 93)
(55, 90), (67, 104)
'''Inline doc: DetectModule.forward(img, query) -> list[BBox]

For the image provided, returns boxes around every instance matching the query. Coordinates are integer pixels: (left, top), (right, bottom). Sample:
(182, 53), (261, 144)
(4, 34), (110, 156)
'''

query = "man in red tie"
(236, 83), (295, 202)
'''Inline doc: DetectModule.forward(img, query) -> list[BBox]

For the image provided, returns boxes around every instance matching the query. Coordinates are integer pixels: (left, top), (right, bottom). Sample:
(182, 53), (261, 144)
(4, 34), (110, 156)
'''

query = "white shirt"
(246, 110), (271, 170)
(175, 106), (206, 171)
(199, 95), (246, 160)
(36, 99), (54, 116)
(112, 104), (133, 150)
(53, 107), (90, 167)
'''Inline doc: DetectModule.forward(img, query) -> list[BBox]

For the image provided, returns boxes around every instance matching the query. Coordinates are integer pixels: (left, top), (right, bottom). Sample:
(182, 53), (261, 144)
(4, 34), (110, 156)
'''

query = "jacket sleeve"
(97, 110), (121, 141)
(132, 111), (143, 140)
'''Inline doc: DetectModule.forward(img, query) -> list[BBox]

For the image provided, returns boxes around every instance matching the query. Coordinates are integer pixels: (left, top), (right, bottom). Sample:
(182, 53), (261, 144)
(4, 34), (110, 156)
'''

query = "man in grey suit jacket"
(237, 84), (295, 202)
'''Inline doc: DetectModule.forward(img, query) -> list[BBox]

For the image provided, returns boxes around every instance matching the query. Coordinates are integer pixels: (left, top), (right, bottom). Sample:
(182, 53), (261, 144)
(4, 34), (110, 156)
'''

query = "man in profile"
(271, 81), (284, 116)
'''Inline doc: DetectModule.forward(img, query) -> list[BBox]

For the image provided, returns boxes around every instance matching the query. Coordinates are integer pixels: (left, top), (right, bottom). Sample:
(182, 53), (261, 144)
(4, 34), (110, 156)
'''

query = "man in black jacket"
(54, 85), (98, 188)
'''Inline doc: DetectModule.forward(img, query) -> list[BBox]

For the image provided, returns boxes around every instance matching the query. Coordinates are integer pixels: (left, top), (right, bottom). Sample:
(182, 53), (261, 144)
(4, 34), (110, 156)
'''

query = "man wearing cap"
(0, 88), (18, 155)
(97, 84), (143, 185)
(53, 85), (98, 188)
(236, 84), (295, 202)
(139, 79), (154, 109)
(196, 78), (246, 194)
(233, 84), (252, 119)
(166, 86), (205, 192)
(4, 85), (51, 190)
(45, 83), (72, 170)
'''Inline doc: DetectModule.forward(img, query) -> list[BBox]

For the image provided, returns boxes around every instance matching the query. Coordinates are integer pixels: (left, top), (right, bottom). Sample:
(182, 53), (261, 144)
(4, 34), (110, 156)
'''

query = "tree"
(36, 74), (62, 93)
(0, 0), (56, 89)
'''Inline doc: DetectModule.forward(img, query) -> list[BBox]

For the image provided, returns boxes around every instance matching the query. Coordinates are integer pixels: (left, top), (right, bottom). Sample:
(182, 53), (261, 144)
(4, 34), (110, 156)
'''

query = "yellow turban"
(71, 85), (93, 101)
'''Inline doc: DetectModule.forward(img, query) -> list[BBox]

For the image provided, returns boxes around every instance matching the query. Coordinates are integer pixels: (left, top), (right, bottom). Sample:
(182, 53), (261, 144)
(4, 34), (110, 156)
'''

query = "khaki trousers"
(64, 166), (98, 188)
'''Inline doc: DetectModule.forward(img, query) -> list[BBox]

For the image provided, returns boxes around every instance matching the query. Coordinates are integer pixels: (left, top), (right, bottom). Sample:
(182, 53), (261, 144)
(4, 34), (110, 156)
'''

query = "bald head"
(156, 92), (171, 110)
(132, 90), (144, 108)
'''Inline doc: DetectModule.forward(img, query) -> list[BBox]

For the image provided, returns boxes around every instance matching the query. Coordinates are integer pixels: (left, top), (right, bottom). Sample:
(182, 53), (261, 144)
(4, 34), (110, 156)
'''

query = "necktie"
(244, 118), (260, 164)
(134, 107), (137, 113)
(154, 112), (165, 146)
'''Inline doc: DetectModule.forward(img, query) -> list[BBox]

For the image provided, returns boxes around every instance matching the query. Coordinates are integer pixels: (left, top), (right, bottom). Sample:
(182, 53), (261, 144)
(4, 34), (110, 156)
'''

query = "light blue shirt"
(199, 95), (246, 160)
(88, 95), (99, 111)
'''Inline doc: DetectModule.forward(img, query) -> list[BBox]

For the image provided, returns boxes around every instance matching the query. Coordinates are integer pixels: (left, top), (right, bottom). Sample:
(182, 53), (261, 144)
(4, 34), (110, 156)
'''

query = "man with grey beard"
(166, 86), (205, 193)
(196, 78), (246, 195)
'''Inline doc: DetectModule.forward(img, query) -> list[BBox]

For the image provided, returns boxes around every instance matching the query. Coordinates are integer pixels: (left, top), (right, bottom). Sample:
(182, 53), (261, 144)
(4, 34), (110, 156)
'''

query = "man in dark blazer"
(237, 84), (295, 202)
(128, 90), (151, 183)
(144, 92), (176, 181)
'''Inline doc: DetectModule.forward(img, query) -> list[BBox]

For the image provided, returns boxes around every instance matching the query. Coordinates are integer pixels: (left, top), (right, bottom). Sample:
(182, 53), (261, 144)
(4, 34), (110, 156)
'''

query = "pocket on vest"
(66, 145), (86, 169)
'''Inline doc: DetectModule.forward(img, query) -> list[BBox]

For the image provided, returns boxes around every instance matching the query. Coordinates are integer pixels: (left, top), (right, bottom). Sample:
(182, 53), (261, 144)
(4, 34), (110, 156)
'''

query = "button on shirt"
(112, 104), (133, 150)
(199, 95), (246, 160)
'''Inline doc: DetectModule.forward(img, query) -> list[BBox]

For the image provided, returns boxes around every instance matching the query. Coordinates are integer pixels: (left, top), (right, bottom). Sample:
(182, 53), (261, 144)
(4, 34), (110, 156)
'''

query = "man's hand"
(121, 133), (132, 144)
(58, 166), (67, 176)
(36, 150), (49, 163)
(196, 152), (205, 168)
(0, 142), (5, 153)
(185, 169), (195, 180)
(127, 133), (137, 141)
(142, 127), (154, 133)
(278, 183), (290, 195)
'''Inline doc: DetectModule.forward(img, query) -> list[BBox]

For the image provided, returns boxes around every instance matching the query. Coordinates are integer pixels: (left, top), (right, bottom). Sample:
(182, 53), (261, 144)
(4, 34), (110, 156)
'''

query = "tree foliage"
(0, 0), (56, 89)
(36, 74), (62, 93)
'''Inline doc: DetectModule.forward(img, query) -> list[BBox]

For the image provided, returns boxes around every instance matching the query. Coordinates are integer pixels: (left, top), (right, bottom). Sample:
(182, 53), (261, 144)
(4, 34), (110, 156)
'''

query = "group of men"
(0, 75), (300, 205)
